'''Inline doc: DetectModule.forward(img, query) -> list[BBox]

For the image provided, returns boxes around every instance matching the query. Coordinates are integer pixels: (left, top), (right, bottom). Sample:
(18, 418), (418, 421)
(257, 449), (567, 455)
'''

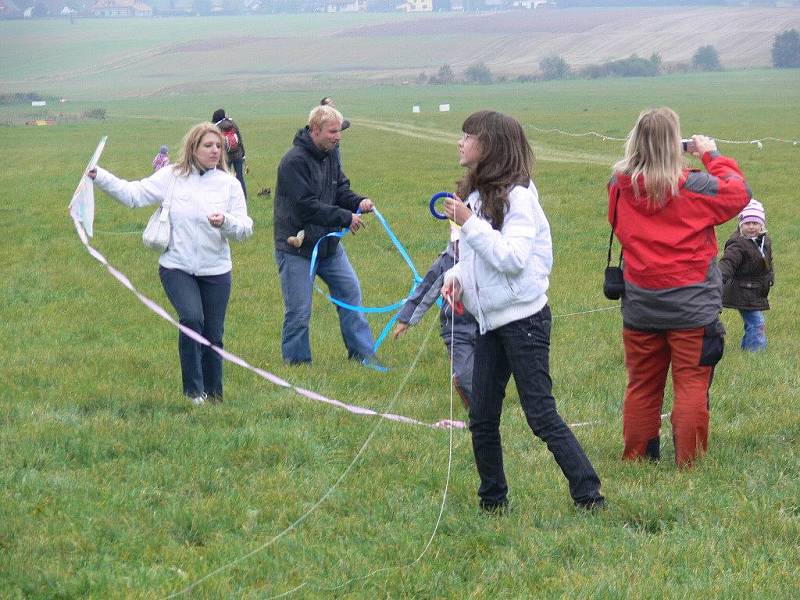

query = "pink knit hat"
(739, 199), (765, 227)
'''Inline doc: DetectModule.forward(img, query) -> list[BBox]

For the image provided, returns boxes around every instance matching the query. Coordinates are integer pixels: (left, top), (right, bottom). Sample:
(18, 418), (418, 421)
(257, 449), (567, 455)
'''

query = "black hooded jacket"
(273, 127), (363, 259)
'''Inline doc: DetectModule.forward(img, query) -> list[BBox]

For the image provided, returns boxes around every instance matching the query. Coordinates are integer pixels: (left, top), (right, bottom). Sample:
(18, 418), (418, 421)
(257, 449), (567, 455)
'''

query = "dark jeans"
(230, 158), (247, 198)
(159, 267), (231, 398)
(469, 305), (603, 506)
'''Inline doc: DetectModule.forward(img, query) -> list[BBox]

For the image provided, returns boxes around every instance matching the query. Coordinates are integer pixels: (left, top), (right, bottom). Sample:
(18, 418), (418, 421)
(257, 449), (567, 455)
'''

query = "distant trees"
(577, 54), (661, 79)
(772, 29), (800, 68)
(428, 64), (455, 85)
(465, 62), (493, 84)
(540, 55), (571, 80)
(692, 45), (722, 71)
(82, 108), (107, 120)
(0, 92), (44, 106)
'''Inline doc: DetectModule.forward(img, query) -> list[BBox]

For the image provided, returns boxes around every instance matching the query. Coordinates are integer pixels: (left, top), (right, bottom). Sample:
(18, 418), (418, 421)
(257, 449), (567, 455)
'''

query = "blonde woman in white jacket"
(442, 111), (603, 512)
(89, 122), (253, 406)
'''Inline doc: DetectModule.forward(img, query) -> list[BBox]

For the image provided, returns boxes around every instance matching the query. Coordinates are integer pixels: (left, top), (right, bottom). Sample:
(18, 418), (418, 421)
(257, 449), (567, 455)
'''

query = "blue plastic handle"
(429, 191), (455, 220)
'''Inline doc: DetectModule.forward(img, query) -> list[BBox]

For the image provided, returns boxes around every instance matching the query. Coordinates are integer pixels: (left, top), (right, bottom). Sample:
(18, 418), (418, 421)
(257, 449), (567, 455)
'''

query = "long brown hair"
(456, 110), (534, 230)
(613, 107), (684, 207)
(173, 122), (228, 176)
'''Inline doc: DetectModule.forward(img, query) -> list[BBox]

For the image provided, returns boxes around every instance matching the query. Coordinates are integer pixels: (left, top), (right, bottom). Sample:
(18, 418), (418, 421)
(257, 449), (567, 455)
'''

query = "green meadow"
(2, 25), (799, 597)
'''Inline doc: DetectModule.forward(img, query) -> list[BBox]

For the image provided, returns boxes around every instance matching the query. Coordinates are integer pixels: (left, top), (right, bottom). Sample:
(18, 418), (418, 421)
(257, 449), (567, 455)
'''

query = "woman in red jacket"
(608, 107), (751, 467)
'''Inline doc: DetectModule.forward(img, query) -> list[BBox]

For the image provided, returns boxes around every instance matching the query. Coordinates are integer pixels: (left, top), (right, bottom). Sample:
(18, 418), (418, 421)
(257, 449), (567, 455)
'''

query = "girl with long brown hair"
(443, 110), (604, 512)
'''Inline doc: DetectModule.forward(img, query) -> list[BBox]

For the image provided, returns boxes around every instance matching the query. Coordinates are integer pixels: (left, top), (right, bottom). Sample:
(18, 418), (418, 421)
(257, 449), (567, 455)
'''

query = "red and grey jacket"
(608, 151), (750, 330)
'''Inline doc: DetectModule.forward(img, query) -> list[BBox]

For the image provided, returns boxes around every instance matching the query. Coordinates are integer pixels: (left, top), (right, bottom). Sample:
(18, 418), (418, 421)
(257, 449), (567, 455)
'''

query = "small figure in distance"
(152, 145), (169, 172)
(320, 96), (350, 132)
(212, 108), (247, 198)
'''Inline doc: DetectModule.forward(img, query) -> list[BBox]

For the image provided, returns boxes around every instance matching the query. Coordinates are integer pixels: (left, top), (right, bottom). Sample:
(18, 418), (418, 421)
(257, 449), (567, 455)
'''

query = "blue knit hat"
(159, 145), (168, 154)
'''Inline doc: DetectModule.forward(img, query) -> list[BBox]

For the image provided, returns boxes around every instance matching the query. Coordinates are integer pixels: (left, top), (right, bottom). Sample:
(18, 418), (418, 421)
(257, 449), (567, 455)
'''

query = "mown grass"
(1, 70), (799, 597)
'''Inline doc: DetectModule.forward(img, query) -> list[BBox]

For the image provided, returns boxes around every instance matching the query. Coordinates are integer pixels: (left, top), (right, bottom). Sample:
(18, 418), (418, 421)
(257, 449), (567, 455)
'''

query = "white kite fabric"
(68, 137), (465, 431)
(68, 136), (107, 238)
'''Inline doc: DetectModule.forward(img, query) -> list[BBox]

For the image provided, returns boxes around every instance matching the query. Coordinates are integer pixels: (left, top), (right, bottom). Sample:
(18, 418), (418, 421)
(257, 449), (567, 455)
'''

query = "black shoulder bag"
(604, 190), (624, 300)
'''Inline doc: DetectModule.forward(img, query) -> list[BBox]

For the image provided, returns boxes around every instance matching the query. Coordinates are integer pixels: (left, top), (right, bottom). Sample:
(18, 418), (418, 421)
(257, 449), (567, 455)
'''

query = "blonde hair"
(173, 122), (228, 176)
(308, 105), (343, 131)
(613, 107), (684, 207)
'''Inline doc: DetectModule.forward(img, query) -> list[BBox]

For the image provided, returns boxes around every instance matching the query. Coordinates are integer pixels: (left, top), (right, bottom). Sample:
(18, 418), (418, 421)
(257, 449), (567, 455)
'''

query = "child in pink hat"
(719, 199), (774, 351)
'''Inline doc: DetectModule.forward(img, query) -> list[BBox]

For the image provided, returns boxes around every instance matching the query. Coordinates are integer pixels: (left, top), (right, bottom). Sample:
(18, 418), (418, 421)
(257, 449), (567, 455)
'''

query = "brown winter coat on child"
(719, 229), (773, 311)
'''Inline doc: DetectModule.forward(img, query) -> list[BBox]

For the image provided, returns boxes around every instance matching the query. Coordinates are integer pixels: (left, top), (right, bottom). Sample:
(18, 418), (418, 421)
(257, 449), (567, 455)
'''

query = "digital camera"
(681, 139), (696, 153)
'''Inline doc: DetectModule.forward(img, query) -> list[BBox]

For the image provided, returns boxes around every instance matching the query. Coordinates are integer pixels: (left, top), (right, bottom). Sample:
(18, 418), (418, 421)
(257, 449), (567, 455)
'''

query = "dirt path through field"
(354, 118), (615, 165)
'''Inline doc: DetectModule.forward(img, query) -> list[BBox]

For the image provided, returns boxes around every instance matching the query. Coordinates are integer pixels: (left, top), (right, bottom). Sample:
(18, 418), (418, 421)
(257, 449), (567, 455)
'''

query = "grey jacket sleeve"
(397, 250), (451, 325)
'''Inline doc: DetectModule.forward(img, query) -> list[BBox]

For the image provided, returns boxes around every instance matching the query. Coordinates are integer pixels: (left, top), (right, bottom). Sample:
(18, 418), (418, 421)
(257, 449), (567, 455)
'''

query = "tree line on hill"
(414, 31), (800, 86)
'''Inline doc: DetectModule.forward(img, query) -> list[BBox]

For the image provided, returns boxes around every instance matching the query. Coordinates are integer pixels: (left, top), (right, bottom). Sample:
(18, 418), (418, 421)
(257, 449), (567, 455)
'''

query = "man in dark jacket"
(212, 108), (247, 198)
(274, 104), (377, 365)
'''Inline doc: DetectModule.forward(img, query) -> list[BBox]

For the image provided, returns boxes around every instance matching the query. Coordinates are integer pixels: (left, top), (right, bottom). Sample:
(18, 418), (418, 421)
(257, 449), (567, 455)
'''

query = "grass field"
(2, 39), (800, 599)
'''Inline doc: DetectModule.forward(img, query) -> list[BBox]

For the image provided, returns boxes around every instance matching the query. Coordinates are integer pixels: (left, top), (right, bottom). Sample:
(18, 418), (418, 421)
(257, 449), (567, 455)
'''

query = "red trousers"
(622, 326), (713, 467)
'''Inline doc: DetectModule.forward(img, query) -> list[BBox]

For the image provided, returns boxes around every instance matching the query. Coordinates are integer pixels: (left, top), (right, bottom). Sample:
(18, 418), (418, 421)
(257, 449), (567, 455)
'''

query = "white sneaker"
(189, 395), (205, 406)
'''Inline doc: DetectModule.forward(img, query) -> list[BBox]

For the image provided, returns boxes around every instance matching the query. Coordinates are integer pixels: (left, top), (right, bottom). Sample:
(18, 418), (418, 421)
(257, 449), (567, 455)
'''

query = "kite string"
(167, 309), (442, 599)
(288, 237), (462, 598)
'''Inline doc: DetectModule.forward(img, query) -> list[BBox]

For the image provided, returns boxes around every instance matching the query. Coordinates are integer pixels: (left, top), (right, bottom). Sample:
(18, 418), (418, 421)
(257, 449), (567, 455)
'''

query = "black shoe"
(575, 497), (605, 512)
(479, 499), (509, 514)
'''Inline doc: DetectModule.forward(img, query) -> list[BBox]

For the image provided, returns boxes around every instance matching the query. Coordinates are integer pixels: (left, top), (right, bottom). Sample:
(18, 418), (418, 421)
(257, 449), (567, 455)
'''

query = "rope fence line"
(526, 125), (799, 148)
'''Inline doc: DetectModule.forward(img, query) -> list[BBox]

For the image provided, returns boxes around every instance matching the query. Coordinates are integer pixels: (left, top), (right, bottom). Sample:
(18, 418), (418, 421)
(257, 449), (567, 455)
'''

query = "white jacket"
(444, 182), (552, 334)
(94, 165), (253, 276)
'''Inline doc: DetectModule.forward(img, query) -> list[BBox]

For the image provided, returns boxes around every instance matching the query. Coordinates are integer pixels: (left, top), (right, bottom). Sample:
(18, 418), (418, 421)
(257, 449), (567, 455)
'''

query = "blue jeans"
(739, 310), (766, 351)
(230, 158), (247, 198)
(159, 267), (231, 398)
(276, 246), (375, 364)
(469, 305), (603, 507)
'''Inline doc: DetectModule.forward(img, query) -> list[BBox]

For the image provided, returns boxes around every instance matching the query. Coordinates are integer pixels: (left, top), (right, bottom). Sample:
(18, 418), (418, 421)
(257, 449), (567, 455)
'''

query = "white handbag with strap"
(142, 176), (176, 252)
